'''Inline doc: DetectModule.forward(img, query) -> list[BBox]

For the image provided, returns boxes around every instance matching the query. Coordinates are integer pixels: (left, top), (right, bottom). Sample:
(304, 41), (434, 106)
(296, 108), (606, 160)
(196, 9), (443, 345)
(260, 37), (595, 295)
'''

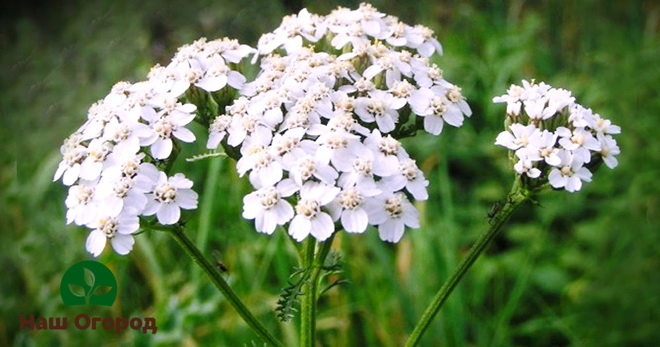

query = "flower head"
(143, 173), (199, 225)
(493, 80), (620, 192)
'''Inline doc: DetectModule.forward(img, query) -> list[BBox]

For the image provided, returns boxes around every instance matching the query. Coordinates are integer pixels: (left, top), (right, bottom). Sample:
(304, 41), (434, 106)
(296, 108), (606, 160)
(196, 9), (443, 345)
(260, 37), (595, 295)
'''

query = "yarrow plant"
(53, 4), (620, 347)
(406, 82), (621, 344)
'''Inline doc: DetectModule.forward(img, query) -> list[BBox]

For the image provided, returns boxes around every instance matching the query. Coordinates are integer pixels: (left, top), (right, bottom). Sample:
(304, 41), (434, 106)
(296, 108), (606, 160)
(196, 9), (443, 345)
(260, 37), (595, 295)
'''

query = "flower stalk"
(300, 234), (336, 347)
(168, 225), (285, 347)
(300, 238), (317, 347)
(405, 180), (531, 346)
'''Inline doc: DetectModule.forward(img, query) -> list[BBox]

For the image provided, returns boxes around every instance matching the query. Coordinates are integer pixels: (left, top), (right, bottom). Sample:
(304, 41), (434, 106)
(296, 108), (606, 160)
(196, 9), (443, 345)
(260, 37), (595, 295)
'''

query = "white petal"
(363, 199), (387, 225)
(261, 211), (277, 235)
(277, 179), (299, 197)
(331, 148), (355, 172)
(527, 168), (541, 178)
(151, 138), (173, 159)
(173, 127), (196, 143)
(315, 164), (338, 185)
(170, 173), (193, 189)
(54, 162), (67, 181)
(603, 155), (618, 169)
(228, 71), (246, 89)
(548, 169), (566, 188)
(376, 114), (396, 133)
(402, 202), (420, 228)
(341, 208), (368, 233)
(363, 20), (381, 36)
(373, 155), (399, 177)
(207, 132), (224, 149)
(378, 219), (405, 243)
(111, 234), (135, 255)
(86, 229), (107, 257)
(417, 42), (434, 57)
(142, 198), (159, 216)
(176, 189), (198, 209)
(310, 213), (335, 241)
(566, 176), (582, 192)
(424, 116), (444, 135)
(63, 164), (81, 186)
(255, 213), (266, 233)
(407, 179), (429, 200)
(259, 162), (283, 187)
(242, 194), (260, 219)
(575, 167), (593, 182)
(289, 215), (311, 242)
(390, 97), (407, 110)
(196, 75), (228, 92)
(495, 131), (517, 149)
(117, 215), (140, 234)
(157, 203), (181, 225)
(545, 152), (562, 166)
(381, 175), (407, 192)
(104, 196), (123, 217)
(139, 163), (161, 183)
(443, 108), (464, 127)
(363, 65), (382, 80)
(274, 201), (294, 224)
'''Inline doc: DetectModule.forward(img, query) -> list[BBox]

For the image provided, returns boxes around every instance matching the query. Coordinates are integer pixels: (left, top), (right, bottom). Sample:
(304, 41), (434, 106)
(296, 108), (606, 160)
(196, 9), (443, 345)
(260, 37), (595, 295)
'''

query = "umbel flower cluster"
(493, 80), (620, 192)
(53, 38), (254, 256)
(53, 4), (472, 256)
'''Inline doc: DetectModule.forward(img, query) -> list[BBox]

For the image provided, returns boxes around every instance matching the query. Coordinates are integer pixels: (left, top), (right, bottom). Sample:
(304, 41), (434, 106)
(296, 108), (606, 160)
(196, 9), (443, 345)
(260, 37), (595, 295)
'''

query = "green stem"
(300, 238), (317, 347)
(300, 234), (336, 347)
(405, 181), (530, 346)
(169, 225), (285, 347)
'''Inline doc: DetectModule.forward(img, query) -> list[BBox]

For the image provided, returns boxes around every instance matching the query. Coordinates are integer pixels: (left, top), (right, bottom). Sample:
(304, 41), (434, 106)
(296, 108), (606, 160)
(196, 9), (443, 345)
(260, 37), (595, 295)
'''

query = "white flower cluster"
(56, 4), (471, 255)
(256, 3), (443, 58)
(493, 80), (621, 192)
(219, 5), (471, 243)
(54, 37), (254, 256)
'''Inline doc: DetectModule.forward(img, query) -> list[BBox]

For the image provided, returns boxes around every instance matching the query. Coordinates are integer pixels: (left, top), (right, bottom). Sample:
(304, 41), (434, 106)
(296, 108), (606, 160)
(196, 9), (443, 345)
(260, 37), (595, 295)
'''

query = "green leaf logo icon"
(93, 285), (112, 296)
(84, 268), (95, 287)
(60, 260), (118, 306)
(68, 284), (86, 297)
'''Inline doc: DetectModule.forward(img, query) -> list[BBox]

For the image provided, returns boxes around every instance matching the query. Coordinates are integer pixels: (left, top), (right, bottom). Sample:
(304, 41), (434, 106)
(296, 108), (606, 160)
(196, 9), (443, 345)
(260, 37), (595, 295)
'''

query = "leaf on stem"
(276, 267), (310, 322)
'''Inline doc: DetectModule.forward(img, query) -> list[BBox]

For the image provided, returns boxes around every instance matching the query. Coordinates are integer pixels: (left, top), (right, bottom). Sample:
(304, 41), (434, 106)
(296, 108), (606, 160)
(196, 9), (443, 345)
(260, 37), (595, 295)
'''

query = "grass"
(1, 0), (659, 346)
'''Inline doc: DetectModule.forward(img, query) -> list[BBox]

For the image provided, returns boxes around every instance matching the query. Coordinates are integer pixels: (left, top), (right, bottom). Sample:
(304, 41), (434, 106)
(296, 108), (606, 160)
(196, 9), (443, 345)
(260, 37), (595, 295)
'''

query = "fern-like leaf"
(275, 267), (310, 322)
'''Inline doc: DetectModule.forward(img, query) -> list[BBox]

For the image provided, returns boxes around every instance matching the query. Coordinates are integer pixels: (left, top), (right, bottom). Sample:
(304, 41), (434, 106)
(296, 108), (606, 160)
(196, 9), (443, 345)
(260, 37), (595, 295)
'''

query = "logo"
(59, 260), (117, 306)
(19, 260), (158, 334)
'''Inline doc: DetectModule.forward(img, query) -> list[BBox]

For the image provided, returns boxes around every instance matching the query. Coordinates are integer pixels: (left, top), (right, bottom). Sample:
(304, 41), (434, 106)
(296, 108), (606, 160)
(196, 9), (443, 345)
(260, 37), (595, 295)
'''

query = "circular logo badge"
(60, 260), (118, 306)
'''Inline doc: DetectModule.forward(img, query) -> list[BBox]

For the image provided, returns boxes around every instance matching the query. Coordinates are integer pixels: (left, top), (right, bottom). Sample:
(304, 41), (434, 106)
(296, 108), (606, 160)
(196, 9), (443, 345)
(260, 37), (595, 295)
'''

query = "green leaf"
(68, 284), (86, 297)
(93, 285), (112, 296)
(83, 268), (95, 287)
(275, 267), (310, 322)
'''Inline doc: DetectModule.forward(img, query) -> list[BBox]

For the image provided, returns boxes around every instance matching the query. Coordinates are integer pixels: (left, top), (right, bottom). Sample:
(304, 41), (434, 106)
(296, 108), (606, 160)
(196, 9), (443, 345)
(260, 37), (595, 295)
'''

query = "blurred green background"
(1, 0), (658, 346)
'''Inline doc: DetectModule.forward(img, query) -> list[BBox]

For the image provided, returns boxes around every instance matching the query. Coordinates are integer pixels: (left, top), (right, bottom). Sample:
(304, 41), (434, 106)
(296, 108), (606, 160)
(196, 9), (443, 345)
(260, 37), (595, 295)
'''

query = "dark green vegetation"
(1, 0), (658, 345)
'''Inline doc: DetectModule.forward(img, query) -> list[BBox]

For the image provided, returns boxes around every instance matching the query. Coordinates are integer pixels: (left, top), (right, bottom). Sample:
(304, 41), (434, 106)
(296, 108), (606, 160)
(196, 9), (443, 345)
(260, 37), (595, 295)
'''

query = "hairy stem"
(405, 180), (531, 346)
(169, 225), (285, 347)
